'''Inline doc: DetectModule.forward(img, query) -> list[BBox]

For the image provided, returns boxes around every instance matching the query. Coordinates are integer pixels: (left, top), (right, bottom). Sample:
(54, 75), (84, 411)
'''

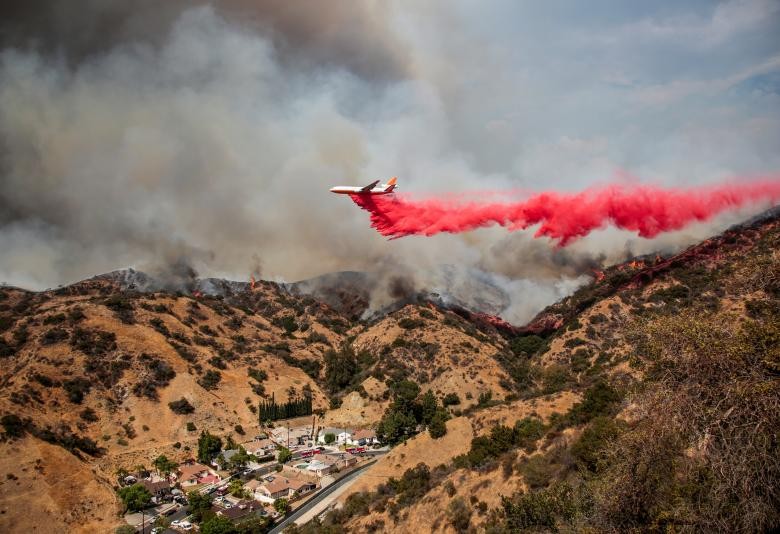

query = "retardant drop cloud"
(349, 178), (780, 244)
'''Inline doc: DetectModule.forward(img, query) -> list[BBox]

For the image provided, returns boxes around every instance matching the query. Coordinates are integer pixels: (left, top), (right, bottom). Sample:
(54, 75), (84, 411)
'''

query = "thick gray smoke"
(1, 2), (777, 324)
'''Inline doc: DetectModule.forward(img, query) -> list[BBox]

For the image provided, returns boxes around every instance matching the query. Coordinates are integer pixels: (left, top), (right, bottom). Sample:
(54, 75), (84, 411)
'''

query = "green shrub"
(541, 365), (572, 394)
(446, 496), (472, 531)
(489, 483), (576, 531)
(571, 416), (622, 472)
(566, 380), (621, 426)
(510, 335), (545, 356)
(442, 392), (461, 406)
(513, 417), (545, 452)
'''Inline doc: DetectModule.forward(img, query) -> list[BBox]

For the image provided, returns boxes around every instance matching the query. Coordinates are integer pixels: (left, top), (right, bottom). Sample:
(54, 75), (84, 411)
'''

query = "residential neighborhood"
(117, 423), (383, 532)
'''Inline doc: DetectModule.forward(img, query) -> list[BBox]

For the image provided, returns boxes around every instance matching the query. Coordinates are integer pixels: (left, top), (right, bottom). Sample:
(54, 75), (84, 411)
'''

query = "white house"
(317, 428), (353, 445)
(348, 429), (379, 446)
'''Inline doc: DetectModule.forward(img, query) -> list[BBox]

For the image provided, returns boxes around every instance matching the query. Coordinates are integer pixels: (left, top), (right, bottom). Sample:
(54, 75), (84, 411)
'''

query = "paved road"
(269, 459), (378, 534)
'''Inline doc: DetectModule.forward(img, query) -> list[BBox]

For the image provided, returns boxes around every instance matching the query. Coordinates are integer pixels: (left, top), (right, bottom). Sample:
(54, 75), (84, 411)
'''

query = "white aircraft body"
(330, 177), (397, 195)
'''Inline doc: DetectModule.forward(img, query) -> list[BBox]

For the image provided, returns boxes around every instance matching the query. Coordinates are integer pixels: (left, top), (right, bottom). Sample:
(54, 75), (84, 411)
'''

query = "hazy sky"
(0, 1), (778, 321)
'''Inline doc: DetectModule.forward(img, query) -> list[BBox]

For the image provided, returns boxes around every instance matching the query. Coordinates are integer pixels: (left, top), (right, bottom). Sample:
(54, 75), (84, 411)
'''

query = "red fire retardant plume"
(349, 178), (780, 245)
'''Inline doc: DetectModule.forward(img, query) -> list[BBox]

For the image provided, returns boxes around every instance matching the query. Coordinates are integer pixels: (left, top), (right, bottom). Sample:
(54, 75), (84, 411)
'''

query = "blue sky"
(389, 0), (780, 188)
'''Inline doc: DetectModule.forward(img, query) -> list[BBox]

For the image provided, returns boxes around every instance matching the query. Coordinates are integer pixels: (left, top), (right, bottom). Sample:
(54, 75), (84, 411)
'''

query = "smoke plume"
(349, 179), (780, 243)
(0, 3), (778, 324)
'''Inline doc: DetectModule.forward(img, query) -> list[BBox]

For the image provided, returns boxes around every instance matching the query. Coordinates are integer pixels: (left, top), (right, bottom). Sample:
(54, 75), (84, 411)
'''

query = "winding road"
(269, 458), (379, 534)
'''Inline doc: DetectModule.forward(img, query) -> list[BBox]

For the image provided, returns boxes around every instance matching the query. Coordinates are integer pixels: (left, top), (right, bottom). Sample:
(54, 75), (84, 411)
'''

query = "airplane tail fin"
(384, 177), (397, 192)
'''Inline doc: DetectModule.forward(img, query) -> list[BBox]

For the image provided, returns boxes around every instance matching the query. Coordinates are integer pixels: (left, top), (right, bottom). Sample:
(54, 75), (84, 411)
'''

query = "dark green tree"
(277, 446), (292, 463)
(117, 483), (152, 512)
(187, 490), (214, 522)
(274, 497), (290, 514)
(197, 431), (223, 463)
(201, 514), (236, 534)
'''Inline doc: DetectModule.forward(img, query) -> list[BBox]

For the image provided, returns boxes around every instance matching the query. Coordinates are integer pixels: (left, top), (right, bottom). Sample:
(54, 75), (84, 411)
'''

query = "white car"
(180, 523), (193, 531)
(151, 528), (163, 534)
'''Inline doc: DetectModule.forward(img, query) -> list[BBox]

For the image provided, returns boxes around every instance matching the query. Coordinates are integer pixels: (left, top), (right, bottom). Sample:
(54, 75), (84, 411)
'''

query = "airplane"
(330, 177), (397, 195)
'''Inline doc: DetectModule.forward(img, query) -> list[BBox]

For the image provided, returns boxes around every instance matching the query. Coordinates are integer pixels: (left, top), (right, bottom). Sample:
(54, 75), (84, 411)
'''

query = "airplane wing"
(359, 180), (380, 192)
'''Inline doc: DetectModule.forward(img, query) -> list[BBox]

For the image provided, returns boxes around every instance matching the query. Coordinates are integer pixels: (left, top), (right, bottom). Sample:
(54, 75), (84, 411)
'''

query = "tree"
(228, 478), (248, 498)
(201, 514), (237, 534)
(421, 390), (438, 425)
(152, 454), (177, 476)
(428, 409), (449, 439)
(198, 431), (223, 463)
(324, 346), (359, 393)
(187, 490), (214, 522)
(447, 496), (472, 532)
(274, 497), (290, 514)
(277, 446), (292, 463)
(117, 483), (152, 512)
(324, 432), (336, 444)
(442, 392), (461, 407)
(229, 446), (252, 471)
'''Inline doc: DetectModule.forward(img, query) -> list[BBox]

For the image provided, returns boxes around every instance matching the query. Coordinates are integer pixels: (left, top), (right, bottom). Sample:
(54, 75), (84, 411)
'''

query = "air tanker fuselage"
(330, 177), (397, 195)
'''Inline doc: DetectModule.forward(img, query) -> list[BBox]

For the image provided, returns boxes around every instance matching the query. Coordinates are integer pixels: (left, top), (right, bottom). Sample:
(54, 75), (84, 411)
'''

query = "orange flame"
(250, 275), (256, 291)
(193, 291), (202, 298)
(592, 269), (605, 282)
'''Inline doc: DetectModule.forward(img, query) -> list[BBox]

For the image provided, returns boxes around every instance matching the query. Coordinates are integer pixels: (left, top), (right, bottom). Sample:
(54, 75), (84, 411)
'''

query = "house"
(253, 475), (317, 504)
(304, 458), (338, 477)
(349, 429), (379, 446)
(271, 426), (313, 447)
(176, 462), (219, 487)
(214, 499), (261, 521)
(316, 428), (353, 445)
(322, 452), (358, 469)
(141, 479), (171, 498)
(241, 438), (277, 457)
(243, 479), (265, 501)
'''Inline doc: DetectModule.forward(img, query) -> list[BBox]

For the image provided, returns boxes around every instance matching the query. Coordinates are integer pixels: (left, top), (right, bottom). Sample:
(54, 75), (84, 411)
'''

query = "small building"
(349, 429), (379, 446)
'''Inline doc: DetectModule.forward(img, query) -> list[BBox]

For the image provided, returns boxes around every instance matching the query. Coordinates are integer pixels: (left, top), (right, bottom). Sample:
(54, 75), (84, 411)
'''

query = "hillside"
(0, 210), (778, 533)
(0, 268), (515, 532)
(293, 210), (780, 533)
